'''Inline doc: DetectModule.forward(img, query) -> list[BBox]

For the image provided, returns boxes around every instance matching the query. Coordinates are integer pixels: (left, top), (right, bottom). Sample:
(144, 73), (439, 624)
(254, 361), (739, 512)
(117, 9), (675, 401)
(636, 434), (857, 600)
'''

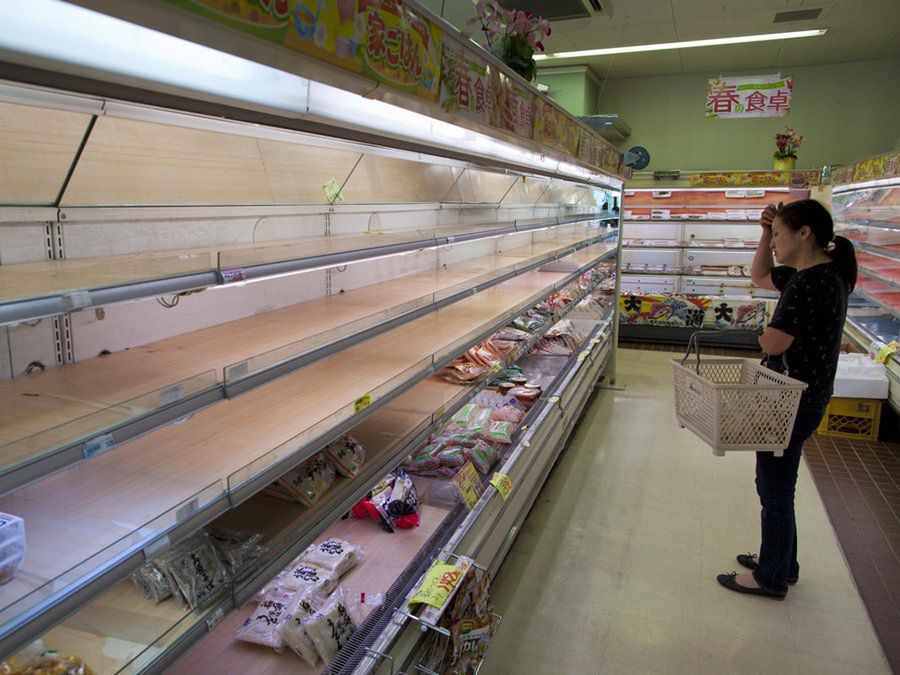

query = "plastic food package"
(235, 587), (300, 650)
(156, 537), (230, 610)
(491, 405), (524, 424)
(324, 435), (366, 478)
(302, 587), (359, 665)
(0, 650), (95, 675)
(0, 513), (25, 586)
(463, 441), (499, 474)
(478, 421), (515, 444)
(278, 453), (337, 507)
(205, 527), (267, 579)
(436, 447), (467, 469)
(385, 470), (420, 529)
(448, 616), (494, 673)
(129, 562), (172, 603)
(300, 538), (363, 577)
(436, 427), (482, 448)
(271, 560), (337, 598)
(279, 594), (322, 667)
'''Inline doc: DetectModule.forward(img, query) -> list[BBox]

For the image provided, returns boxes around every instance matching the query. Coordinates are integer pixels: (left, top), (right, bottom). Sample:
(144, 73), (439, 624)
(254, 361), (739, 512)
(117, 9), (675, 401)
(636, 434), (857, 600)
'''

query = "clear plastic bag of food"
(129, 562), (171, 603)
(324, 435), (367, 478)
(271, 559), (337, 598)
(479, 421), (515, 444)
(156, 537), (229, 610)
(385, 469), (420, 529)
(301, 587), (360, 665)
(279, 593), (322, 667)
(300, 538), (363, 578)
(0, 649), (95, 675)
(204, 527), (267, 579)
(491, 405), (524, 424)
(235, 587), (299, 650)
(463, 441), (499, 474)
(436, 447), (467, 469)
(278, 453), (336, 507)
(0, 513), (25, 586)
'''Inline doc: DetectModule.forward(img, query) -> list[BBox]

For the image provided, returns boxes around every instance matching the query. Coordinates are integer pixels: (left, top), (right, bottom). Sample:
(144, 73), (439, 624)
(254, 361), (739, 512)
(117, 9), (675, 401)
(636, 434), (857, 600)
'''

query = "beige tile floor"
(481, 349), (890, 675)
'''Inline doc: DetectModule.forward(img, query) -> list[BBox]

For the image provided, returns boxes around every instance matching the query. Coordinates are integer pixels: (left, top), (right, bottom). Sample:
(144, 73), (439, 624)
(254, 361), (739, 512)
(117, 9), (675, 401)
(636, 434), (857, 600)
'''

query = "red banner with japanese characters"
(439, 42), (492, 124)
(705, 75), (792, 119)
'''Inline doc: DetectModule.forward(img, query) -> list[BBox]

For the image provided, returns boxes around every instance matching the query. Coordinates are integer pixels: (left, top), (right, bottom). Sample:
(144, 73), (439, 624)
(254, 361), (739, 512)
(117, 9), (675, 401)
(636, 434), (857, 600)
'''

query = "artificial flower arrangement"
(467, 0), (551, 82)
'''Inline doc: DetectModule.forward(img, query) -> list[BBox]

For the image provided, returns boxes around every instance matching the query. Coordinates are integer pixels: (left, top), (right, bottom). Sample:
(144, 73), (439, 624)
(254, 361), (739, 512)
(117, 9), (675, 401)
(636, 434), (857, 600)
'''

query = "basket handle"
(681, 329), (763, 373)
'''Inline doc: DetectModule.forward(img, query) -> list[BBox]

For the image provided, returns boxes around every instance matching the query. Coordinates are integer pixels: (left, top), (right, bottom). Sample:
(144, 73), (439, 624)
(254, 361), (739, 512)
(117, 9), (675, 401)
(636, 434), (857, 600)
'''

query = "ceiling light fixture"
(534, 28), (827, 60)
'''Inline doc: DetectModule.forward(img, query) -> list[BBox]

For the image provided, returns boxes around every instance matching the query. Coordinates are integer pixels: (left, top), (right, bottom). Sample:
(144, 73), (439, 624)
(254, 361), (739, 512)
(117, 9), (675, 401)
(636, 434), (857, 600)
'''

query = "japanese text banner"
(706, 75), (792, 119)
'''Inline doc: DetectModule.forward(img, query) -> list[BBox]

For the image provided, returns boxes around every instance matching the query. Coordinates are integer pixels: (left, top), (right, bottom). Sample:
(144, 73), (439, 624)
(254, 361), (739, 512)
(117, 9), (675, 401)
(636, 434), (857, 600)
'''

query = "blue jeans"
(753, 396), (828, 594)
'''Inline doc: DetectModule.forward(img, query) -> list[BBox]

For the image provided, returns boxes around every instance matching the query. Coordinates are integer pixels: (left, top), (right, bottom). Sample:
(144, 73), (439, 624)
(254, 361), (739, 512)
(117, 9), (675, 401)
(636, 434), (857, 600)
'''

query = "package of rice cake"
(300, 538), (363, 577)
(235, 587), (302, 650)
(463, 441), (499, 474)
(301, 587), (361, 665)
(156, 537), (230, 610)
(323, 435), (366, 478)
(279, 593), (322, 666)
(278, 453), (336, 507)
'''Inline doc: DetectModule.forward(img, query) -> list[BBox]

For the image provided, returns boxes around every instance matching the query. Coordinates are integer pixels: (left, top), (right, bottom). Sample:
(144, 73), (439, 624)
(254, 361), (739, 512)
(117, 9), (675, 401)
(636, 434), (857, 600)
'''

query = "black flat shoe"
(737, 553), (798, 585)
(717, 572), (787, 600)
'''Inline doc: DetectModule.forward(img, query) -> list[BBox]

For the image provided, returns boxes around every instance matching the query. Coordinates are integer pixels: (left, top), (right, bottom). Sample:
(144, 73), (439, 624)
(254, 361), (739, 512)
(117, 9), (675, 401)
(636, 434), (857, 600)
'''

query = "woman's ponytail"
(827, 235), (858, 293)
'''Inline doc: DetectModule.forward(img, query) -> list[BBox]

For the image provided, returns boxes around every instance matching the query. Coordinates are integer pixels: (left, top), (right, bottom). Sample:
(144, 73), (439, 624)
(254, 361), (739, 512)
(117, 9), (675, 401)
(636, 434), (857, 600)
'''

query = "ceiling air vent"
(497, 0), (592, 22)
(773, 8), (822, 23)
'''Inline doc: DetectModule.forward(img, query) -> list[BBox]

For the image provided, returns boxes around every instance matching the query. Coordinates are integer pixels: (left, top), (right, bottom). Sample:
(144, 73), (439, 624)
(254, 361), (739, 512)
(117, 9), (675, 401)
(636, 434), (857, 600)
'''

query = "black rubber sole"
(717, 573), (787, 600)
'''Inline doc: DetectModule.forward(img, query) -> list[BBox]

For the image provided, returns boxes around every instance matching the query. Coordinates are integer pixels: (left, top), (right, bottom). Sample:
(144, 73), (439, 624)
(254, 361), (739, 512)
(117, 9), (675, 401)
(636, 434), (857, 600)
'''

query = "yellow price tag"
(409, 561), (466, 610)
(323, 178), (344, 203)
(354, 393), (372, 414)
(578, 352), (588, 361)
(590, 338), (602, 345)
(492, 364), (501, 372)
(452, 462), (484, 510)
(875, 342), (898, 365)
(490, 472), (513, 500)
(548, 396), (560, 404)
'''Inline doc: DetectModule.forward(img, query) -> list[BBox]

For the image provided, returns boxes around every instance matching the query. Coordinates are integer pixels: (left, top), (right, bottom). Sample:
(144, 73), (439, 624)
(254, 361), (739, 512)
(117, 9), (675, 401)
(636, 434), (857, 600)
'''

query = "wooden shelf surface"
(0, 245), (610, 621)
(0, 231), (609, 469)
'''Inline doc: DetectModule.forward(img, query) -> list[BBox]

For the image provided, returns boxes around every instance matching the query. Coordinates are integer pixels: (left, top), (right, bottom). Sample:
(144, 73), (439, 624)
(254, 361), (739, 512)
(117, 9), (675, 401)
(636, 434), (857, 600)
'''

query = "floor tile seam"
(787, 610), (892, 671)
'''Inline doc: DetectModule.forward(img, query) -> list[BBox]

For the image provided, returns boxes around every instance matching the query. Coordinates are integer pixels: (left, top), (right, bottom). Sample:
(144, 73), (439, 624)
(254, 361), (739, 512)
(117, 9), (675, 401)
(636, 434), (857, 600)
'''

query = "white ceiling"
(433, 0), (900, 78)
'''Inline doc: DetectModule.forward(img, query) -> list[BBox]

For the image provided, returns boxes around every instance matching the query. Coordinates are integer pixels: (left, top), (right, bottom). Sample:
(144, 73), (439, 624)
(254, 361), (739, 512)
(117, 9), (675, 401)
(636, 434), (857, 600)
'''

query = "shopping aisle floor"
(481, 349), (890, 674)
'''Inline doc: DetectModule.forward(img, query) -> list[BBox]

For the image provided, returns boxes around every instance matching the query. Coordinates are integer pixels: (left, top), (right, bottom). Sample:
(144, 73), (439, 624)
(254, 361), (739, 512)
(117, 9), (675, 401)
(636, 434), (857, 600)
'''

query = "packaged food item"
(300, 538), (363, 577)
(156, 537), (229, 610)
(479, 421), (515, 444)
(0, 649), (95, 675)
(129, 562), (172, 603)
(324, 435), (366, 478)
(451, 404), (491, 429)
(235, 587), (299, 650)
(278, 453), (337, 507)
(271, 560), (337, 598)
(205, 528), (267, 579)
(448, 616), (494, 673)
(496, 381), (513, 394)
(302, 587), (359, 665)
(510, 387), (540, 403)
(437, 447), (467, 469)
(463, 441), (499, 474)
(279, 594), (321, 666)
(436, 427), (482, 448)
(385, 470), (420, 529)
(0, 513), (25, 586)
(491, 405), (524, 424)
(509, 376), (528, 386)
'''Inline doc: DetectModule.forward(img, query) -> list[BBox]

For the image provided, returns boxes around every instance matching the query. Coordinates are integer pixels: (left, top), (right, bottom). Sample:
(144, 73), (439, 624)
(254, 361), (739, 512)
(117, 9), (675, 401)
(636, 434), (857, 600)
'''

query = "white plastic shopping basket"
(671, 331), (807, 457)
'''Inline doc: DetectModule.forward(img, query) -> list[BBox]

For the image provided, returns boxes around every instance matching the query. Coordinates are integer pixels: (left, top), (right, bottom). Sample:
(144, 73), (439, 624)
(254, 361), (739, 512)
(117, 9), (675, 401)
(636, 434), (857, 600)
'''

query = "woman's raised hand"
(760, 202), (782, 233)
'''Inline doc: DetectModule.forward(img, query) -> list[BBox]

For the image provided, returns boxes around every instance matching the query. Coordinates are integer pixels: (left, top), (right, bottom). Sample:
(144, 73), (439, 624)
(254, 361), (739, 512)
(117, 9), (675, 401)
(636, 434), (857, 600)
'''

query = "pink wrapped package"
(464, 441), (499, 474)
(479, 421), (515, 444)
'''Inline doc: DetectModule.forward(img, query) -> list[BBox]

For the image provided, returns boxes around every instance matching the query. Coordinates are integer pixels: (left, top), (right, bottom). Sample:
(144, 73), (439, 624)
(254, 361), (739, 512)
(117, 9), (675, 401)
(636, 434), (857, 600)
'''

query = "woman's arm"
(751, 203), (780, 291)
(759, 327), (794, 355)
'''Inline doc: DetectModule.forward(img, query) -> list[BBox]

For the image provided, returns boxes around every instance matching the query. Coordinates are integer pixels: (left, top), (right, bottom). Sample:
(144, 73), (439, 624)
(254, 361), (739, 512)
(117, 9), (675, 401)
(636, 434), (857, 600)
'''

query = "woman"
(717, 198), (858, 599)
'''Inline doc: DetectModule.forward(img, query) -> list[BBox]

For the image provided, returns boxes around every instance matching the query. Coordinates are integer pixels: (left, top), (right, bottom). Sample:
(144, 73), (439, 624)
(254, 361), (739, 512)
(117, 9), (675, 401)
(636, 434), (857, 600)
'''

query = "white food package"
(300, 538), (364, 577)
(269, 560), (337, 598)
(0, 513), (25, 586)
(235, 587), (303, 650)
(301, 587), (360, 665)
(833, 353), (889, 398)
(279, 593), (322, 667)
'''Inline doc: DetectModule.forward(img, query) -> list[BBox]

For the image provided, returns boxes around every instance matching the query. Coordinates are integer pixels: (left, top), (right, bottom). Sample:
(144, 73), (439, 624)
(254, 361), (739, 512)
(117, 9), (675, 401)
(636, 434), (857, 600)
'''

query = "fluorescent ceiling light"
(534, 29), (827, 60)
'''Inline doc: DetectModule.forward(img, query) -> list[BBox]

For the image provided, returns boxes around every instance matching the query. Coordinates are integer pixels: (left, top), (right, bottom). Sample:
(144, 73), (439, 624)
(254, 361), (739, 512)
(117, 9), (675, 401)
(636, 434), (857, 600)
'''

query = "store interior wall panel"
(508, 176), (552, 205)
(5, 321), (57, 377)
(0, 221), (50, 264)
(435, 237), (498, 267)
(0, 102), (92, 206)
(459, 168), (519, 204)
(324, 249), (439, 297)
(68, 270), (329, 361)
(339, 154), (459, 204)
(330, 206), (438, 236)
(256, 138), (360, 205)
(60, 116), (276, 207)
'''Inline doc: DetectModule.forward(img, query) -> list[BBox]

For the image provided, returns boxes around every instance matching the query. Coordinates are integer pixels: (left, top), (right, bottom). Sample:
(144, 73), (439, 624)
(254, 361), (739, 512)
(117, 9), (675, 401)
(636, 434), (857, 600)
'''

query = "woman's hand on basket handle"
(751, 202), (781, 292)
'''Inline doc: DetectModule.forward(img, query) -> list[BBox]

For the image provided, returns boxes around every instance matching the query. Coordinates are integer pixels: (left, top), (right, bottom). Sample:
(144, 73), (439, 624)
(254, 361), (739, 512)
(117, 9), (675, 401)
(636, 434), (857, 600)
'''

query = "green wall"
(535, 70), (592, 115)
(594, 58), (900, 171)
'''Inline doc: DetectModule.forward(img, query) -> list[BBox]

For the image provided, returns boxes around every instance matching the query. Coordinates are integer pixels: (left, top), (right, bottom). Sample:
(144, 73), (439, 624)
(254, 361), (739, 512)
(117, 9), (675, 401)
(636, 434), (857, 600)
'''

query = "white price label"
(83, 433), (115, 459)
(65, 290), (92, 309)
(206, 607), (225, 632)
(159, 383), (184, 406)
(143, 534), (171, 560)
(175, 497), (199, 524)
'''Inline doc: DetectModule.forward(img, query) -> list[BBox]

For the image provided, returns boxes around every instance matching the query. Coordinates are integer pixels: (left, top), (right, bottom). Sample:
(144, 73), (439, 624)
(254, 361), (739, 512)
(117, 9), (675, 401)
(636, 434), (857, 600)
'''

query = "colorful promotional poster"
(439, 42), (492, 125)
(852, 151), (900, 182)
(712, 300), (768, 330)
(689, 172), (742, 188)
(532, 97), (566, 152)
(620, 294), (709, 328)
(705, 75), (793, 119)
(601, 142), (621, 175)
(165, 0), (442, 102)
(561, 116), (580, 157)
(490, 71), (534, 139)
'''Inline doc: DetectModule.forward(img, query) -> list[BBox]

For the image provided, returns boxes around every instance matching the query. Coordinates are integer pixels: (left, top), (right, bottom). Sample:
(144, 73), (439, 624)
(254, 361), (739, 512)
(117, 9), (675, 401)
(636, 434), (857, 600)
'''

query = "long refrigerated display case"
(0, 2), (626, 672)
(831, 166), (900, 413)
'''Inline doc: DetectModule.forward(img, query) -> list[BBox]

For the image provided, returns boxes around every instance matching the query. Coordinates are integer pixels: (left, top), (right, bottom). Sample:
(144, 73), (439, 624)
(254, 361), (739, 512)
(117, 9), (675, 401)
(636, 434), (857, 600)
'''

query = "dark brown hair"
(776, 199), (857, 292)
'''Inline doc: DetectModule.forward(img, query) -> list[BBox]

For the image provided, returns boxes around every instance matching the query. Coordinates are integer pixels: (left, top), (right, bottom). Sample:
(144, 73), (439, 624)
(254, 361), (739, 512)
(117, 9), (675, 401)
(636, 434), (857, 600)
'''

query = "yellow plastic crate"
(817, 397), (882, 441)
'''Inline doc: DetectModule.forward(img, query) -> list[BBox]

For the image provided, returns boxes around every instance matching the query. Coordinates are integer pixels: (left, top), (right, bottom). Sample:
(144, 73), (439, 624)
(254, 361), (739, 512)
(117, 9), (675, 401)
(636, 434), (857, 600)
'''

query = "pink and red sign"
(706, 75), (793, 119)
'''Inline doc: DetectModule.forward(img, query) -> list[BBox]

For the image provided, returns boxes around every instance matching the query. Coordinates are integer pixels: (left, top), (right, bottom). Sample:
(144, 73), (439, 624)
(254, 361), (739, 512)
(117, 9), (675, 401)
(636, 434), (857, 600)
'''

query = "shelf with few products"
(832, 173), (900, 413)
(0, 243), (617, 659)
(7, 268), (617, 674)
(0, 222), (617, 497)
